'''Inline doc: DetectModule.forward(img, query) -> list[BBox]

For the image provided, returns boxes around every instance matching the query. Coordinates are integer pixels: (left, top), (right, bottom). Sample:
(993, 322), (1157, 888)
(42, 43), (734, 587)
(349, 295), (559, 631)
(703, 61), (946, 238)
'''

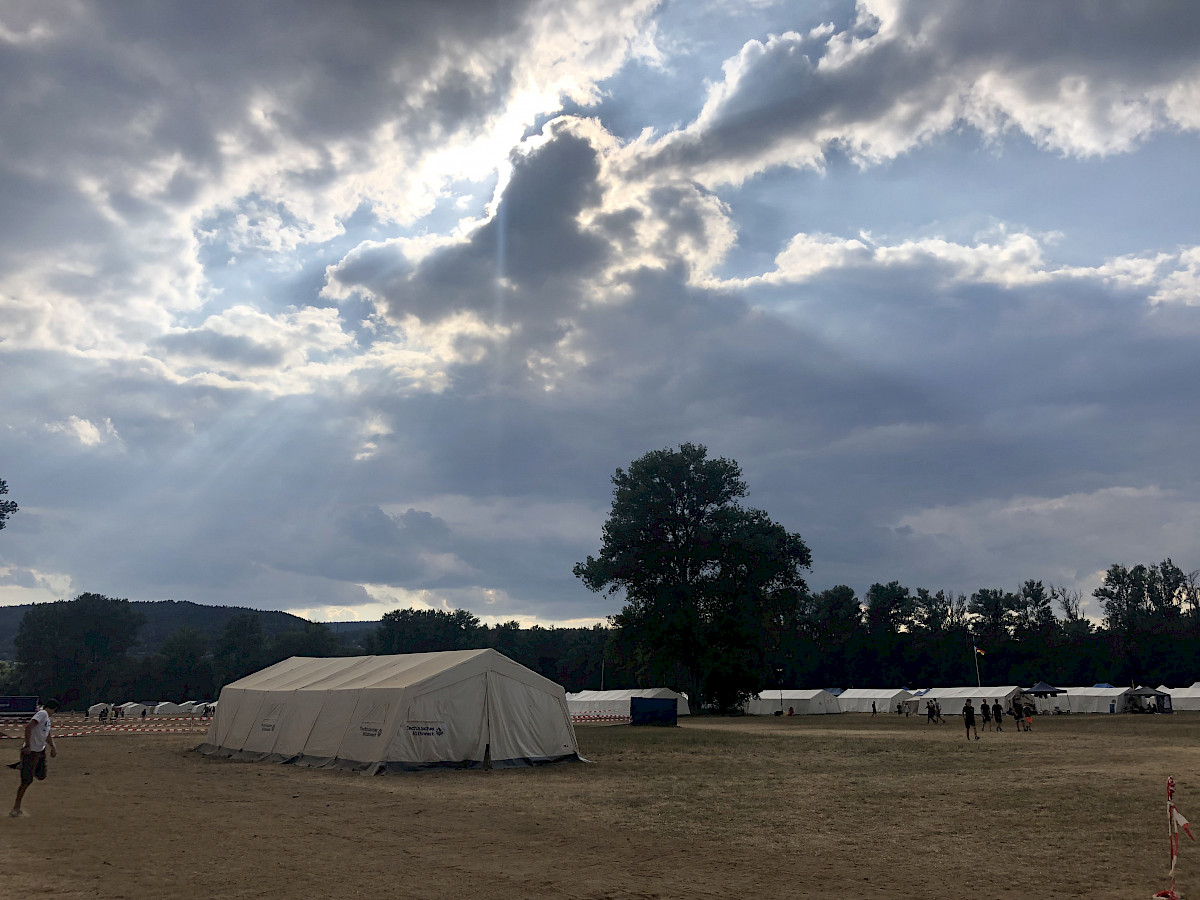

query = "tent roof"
(222, 649), (561, 696)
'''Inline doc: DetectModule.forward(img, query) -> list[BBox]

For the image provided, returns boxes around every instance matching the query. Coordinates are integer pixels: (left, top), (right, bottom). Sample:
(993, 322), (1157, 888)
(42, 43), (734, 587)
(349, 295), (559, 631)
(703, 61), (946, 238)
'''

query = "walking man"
(991, 699), (1004, 732)
(962, 699), (979, 741)
(11, 699), (58, 818)
(980, 698), (992, 732)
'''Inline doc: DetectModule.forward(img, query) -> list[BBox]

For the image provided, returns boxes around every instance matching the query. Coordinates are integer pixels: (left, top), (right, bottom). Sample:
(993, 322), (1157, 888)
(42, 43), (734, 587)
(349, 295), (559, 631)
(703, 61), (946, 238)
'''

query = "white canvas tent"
(1167, 684), (1200, 711)
(1061, 686), (1130, 714)
(117, 702), (147, 718)
(744, 689), (841, 715)
(152, 701), (185, 715)
(87, 703), (113, 718)
(567, 689), (690, 719)
(915, 686), (1024, 718)
(837, 688), (916, 714)
(197, 650), (581, 773)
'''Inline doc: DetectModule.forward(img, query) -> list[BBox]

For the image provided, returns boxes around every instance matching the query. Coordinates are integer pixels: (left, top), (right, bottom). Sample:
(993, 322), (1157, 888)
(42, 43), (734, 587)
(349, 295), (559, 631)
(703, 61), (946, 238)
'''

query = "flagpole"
(973, 642), (982, 688)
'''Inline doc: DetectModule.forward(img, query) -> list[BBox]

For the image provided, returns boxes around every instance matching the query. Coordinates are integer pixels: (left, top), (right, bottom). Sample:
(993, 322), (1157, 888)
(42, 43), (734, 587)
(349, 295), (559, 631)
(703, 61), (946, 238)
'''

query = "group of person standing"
(960, 698), (1035, 740)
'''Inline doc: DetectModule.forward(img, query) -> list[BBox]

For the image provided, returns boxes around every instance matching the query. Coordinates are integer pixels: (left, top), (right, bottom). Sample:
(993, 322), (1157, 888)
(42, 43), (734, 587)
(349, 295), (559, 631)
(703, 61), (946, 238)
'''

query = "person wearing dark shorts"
(980, 700), (992, 731)
(962, 699), (979, 741)
(11, 699), (58, 818)
(992, 700), (1004, 732)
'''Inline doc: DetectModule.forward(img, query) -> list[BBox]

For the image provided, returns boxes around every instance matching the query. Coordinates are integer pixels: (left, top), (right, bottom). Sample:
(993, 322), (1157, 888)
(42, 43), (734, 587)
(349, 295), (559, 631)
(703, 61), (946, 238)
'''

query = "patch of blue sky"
(562, 0), (851, 142)
(713, 130), (1200, 283)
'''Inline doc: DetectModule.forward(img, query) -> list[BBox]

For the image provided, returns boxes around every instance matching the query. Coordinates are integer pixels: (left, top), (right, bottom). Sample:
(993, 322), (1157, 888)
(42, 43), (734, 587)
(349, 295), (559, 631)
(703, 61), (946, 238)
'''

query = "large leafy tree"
(373, 608), (482, 654)
(574, 444), (811, 710)
(0, 478), (17, 530)
(15, 593), (145, 705)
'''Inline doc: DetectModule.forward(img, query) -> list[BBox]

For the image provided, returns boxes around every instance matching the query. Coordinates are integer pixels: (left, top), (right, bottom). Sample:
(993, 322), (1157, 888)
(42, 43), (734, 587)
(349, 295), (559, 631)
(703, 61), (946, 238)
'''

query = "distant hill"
(0, 599), (365, 660)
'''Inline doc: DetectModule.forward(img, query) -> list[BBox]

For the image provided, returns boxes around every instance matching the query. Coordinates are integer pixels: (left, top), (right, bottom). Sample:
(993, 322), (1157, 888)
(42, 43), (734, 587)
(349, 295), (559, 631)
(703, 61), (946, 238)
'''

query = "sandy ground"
(2, 712), (1199, 899)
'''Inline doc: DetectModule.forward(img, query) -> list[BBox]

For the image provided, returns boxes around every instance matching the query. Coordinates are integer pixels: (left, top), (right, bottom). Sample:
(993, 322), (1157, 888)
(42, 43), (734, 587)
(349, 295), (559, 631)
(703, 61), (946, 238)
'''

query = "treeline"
(0, 594), (632, 708)
(2, 559), (1195, 711)
(778, 560), (1199, 692)
(0, 594), (350, 706)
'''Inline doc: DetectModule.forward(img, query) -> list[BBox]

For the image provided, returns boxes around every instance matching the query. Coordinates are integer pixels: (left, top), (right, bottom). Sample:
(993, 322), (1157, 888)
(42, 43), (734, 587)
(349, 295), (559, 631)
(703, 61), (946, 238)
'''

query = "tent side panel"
(268, 691), (329, 760)
(332, 689), (407, 768)
(299, 691), (362, 760)
(486, 672), (580, 768)
(383, 673), (489, 769)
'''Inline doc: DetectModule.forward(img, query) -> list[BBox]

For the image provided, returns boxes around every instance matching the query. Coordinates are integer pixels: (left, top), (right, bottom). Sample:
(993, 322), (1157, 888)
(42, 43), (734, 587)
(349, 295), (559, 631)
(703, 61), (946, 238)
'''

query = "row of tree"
(572, 445), (1200, 709)
(2, 571), (1196, 713)
(3, 453), (1197, 711)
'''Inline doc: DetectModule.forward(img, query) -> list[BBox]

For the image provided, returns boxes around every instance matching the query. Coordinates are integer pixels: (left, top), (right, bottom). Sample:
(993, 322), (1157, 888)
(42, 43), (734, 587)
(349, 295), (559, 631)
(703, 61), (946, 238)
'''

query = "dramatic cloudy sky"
(2, 0), (1199, 625)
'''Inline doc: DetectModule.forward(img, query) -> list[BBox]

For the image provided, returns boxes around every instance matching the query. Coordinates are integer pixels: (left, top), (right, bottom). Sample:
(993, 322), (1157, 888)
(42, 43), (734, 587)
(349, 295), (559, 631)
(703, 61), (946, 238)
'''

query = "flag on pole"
(975, 647), (985, 656)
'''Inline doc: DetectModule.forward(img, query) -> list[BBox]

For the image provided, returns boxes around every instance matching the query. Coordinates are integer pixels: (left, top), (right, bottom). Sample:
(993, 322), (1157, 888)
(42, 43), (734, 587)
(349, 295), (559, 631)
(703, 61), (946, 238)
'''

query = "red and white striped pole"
(1155, 776), (1195, 900)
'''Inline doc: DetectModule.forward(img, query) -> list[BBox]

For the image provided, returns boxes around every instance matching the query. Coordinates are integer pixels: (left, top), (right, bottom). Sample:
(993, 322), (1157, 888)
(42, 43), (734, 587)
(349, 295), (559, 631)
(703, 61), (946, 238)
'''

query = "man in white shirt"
(10, 698), (58, 818)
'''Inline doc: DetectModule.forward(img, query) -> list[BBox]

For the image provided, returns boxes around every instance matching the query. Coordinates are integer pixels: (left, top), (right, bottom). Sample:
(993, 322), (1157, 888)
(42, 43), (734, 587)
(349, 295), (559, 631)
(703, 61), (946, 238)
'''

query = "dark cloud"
(3, 1), (1200, 624)
(155, 330), (286, 368)
(646, 0), (1200, 180)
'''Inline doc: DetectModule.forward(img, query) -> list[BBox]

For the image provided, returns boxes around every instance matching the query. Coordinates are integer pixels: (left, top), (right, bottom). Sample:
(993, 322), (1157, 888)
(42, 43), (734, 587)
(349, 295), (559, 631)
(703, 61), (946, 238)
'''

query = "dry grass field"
(4, 712), (1200, 899)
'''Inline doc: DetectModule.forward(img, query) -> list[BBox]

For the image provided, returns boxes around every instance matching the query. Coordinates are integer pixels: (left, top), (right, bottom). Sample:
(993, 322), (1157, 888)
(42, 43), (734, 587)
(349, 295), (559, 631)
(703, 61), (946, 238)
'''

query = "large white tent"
(1166, 684), (1200, 711)
(197, 650), (581, 773)
(915, 686), (1024, 718)
(117, 702), (147, 718)
(87, 702), (113, 718)
(152, 701), (185, 715)
(1061, 686), (1131, 714)
(567, 689), (690, 720)
(744, 689), (842, 715)
(837, 688), (916, 714)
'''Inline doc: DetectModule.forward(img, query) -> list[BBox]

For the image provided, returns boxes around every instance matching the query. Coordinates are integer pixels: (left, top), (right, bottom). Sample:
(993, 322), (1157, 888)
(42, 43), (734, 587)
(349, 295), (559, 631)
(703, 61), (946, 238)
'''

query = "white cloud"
(44, 416), (121, 449)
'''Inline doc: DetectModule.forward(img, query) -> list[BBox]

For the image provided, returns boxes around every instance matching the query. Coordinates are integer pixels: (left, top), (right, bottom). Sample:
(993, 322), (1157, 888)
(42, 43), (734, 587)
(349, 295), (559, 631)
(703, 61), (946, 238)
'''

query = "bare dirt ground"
(3, 712), (1199, 899)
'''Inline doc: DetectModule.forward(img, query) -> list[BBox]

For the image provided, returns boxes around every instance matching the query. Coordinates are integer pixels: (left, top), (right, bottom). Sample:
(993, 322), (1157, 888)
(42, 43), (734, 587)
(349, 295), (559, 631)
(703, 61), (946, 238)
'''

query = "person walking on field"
(872, 700), (877, 716)
(980, 699), (992, 732)
(11, 699), (58, 818)
(991, 699), (1004, 732)
(1012, 699), (1026, 731)
(926, 700), (936, 725)
(962, 699), (979, 741)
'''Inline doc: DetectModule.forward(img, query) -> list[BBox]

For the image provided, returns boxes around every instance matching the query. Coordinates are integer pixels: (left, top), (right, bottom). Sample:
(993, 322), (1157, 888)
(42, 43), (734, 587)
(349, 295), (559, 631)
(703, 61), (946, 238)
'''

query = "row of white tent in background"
(87, 700), (217, 717)
(563, 683), (1193, 718)
(743, 684), (1188, 715)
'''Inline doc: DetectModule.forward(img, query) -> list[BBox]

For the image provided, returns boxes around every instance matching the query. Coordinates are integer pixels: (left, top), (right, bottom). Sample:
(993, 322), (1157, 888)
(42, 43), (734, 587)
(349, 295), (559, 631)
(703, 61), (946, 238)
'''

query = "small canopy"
(1027, 681), (1063, 695)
